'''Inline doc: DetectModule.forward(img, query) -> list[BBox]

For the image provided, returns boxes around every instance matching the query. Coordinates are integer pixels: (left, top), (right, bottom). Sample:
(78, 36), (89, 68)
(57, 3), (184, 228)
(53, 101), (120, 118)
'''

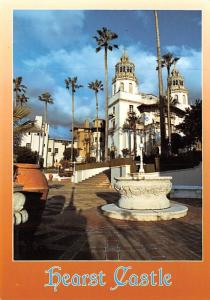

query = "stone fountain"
(101, 144), (188, 221)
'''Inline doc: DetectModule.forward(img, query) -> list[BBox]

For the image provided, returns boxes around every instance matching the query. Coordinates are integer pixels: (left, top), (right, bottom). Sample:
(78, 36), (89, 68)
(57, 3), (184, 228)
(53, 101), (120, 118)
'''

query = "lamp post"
(139, 143), (145, 174)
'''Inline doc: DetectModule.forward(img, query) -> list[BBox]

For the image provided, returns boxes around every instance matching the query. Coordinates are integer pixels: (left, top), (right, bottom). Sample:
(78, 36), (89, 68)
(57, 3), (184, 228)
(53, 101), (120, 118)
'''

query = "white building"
(108, 52), (189, 157)
(21, 115), (71, 167)
(46, 138), (71, 167)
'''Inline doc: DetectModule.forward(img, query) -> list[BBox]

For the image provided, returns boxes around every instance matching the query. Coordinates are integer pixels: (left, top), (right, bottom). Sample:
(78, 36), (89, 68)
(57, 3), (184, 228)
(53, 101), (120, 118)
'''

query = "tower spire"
(112, 52), (138, 95)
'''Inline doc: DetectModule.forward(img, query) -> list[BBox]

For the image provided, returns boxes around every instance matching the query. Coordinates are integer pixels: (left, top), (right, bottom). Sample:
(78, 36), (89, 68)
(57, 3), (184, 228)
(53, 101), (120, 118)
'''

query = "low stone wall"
(170, 185), (202, 199)
(73, 167), (110, 183)
(158, 163), (202, 186)
(75, 157), (136, 171)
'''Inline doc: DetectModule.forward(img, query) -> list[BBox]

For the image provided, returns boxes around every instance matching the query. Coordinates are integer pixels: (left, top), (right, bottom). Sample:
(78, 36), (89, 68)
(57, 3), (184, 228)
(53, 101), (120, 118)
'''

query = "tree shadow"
(14, 192), (46, 260)
(96, 191), (120, 204)
(14, 187), (91, 260)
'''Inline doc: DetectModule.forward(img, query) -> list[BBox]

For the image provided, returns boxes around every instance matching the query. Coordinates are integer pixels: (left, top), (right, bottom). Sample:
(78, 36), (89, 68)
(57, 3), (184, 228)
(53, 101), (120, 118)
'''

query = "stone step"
(75, 184), (111, 189)
(78, 184), (110, 187)
(84, 178), (110, 182)
(77, 170), (111, 188)
(77, 181), (111, 185)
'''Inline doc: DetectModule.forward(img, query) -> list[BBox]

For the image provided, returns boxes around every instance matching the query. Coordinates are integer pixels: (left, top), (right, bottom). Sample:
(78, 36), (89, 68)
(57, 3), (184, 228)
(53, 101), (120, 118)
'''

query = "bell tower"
(112, 51), (138, 95)
(169, 65), (189, 109)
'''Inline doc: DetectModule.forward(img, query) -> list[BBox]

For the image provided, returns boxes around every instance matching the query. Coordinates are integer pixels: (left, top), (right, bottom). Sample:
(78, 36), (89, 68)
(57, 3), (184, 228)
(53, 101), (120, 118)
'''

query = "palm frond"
(96, 47), (101, 53)
(13, 105), (31, 121)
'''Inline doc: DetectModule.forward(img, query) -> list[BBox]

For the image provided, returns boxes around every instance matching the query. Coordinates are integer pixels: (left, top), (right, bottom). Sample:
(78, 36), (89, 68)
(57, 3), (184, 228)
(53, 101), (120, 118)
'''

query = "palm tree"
(123, 111), (141, 158)
(88, 80), (103, 162)
(65, 77), (82, 163)
(38, 92), (54, 159)
(161, 52), (180, 155)
(13, 106), (36, 135)
(154, 11), (167, 156)
(13, 106), (38, 153)
(18, 94), (29, 107)
(38, 92), (54, 124)
(13, 77), (27, 107)
(93, 27), (118, 161)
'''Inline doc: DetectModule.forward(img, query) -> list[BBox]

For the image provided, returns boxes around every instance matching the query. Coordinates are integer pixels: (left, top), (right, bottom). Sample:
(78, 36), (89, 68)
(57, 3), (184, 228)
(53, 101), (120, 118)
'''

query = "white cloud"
(164, 45), (201, 101)
(14, 10), (86, 49)
(20, 42), (201, 138)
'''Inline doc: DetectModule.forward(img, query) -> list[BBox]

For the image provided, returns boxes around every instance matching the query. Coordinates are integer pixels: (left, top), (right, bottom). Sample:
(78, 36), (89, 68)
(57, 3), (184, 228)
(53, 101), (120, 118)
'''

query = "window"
(123, 66), (125, 72)
(95, 137), (98, 142)
(112, 120), (115, 129)
(129, 105), (134, 113)
(129, 83), (133, 93)
(173, 80), (176, 85)
(28, 132), (30, 135)
(176, 80), (178, 85)
(183, 95), (186, 104)
(54, 148), (58, 154)
(174, 94), (178, 102)
(26, 143), (31, 149)
(113, 106), (115, 114)
(120, 82), (124, 92)
(48, 148), (51, 152)
(120, 67), (122, 72)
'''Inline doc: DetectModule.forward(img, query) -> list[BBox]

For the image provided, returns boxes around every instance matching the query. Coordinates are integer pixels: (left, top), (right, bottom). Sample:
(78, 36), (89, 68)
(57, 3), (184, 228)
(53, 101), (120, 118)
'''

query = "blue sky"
(13, 10), (201, 139)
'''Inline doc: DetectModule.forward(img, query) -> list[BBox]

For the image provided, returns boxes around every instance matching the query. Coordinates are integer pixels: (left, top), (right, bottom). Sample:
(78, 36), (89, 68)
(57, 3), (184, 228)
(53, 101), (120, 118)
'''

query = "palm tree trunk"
(167, 68), (171, 155)
(71, 88), (74, 163)
(154, 11), (166, 156)
(41, 101), (47, 159)
(104, 46), (108, 161)
(15, 90), (18, 107)
(45, 101), (47, 124)
(133, 123), (137, 158)
(95, 91), (99, 162)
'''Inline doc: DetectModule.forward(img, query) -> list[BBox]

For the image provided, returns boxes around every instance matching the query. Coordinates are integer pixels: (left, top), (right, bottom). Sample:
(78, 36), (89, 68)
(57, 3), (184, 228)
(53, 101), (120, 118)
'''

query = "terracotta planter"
(14, 163), (49, 200)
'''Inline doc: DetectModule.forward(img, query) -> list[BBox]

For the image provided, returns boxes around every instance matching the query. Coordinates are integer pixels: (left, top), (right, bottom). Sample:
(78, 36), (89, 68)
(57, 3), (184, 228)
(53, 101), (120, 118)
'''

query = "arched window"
(120, 67), (122, 72)
(120, 82), (124, 92)
(174, 94), (178, 102)
(176, 80), (178, 85)
(123, 66), (125, 72)
(129, 83), (133, 93)
(183, 95), (186, 104)
(173, 80), (176, 85)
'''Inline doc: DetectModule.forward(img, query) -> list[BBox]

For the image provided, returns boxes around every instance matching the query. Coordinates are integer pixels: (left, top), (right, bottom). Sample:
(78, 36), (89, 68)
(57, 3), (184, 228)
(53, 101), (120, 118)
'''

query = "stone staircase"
(76, 169), (111, 189)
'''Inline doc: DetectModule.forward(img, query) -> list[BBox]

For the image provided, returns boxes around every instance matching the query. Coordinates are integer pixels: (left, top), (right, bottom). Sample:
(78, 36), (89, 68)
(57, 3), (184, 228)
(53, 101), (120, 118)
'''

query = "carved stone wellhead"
(102, 173), (188, 221)
(114, 174), (172, 210)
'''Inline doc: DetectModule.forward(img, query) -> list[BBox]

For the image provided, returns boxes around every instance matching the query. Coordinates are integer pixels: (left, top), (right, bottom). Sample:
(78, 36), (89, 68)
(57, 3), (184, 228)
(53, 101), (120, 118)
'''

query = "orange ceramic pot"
(14, 163), (49, 200)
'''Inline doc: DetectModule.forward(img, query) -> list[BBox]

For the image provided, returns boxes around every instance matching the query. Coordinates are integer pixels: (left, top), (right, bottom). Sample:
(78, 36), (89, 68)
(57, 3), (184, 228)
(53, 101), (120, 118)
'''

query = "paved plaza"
(15, 181), (202, 261)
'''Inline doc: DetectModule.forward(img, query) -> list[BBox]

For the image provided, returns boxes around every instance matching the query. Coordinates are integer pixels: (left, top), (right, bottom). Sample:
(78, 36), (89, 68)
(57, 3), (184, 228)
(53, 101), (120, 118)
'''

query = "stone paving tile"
(14, 181), (202, 261)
